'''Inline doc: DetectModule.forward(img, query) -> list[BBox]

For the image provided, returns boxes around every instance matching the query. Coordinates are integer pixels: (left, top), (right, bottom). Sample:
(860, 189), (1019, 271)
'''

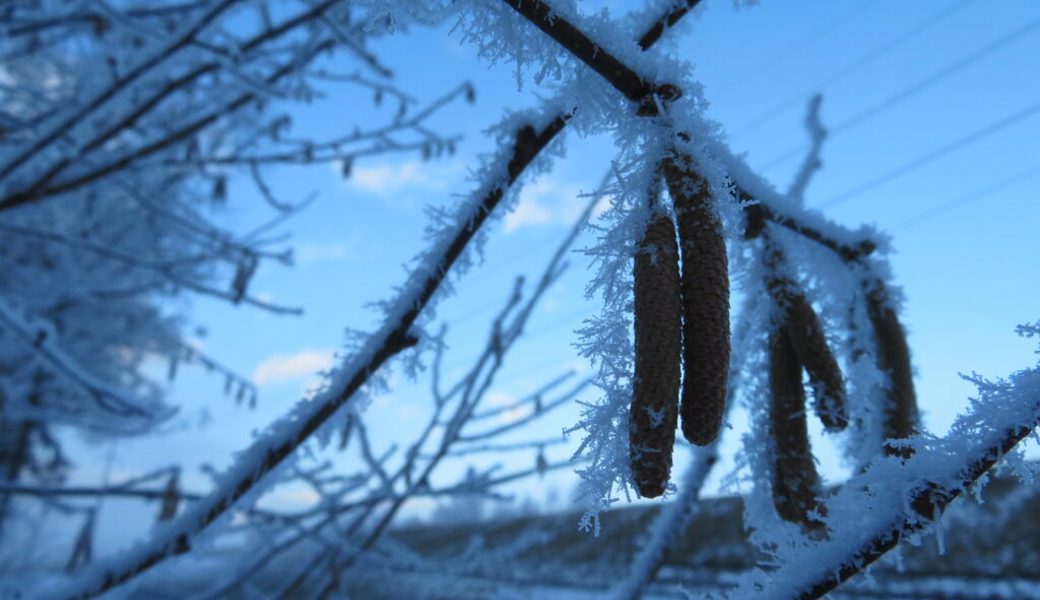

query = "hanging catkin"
(630, 211), (682, 498)
(158, 472), (180, 522)
(782, 292), (847, 431)
(768, 326), (823, 527)
(764, 243), (847, 432)
(865, 278), (918, 456)
(661, 156), (730, 446)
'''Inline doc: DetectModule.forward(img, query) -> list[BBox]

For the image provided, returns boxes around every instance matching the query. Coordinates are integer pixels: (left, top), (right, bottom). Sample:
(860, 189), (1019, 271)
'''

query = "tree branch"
(3, 36), (336, 210)
(727, 377), (1040, 600)
(41, 2), (877, 596)
(0, 0), (347, 212)
(637, 0), (705, 51)
(0, 0), (239, 183)
(499, 0), (680, 114)
(501, 0), (879, 265)
(44, 86), (574, 600)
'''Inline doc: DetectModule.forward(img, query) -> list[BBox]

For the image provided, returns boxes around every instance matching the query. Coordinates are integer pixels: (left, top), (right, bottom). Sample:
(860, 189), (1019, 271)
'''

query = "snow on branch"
(637, 0), (707, 50)
(22, 1), (1008, 597)
(0, 0), (459, 213)
(0, 296), (171, 427)
(490, 0), (885, 532)
(497, 0), (681, 112)
(727, 358), (1040, 600)
(320, 185), (608, 581)
(7, 36), (336, 208)
(38, 88), (576, 600)
(0, 0), (240, 188)
(492, 0), (878, 267)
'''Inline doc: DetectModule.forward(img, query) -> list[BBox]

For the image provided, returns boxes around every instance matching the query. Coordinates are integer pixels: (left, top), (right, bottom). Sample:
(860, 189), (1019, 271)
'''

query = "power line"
(819, 100), (1040, 210)
(731, 0), (979, 137)
(757, 13), (1040, 173)
(833, 15), (1040, 133)
(712, 0), (874, 99)
(890, 163), (1040, 231)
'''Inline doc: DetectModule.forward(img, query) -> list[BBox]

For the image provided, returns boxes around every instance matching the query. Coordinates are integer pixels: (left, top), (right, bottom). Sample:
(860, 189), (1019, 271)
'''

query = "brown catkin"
(769, 326), (823, 528)
(661, 156), (730, 447)
(630, 212), (682, 498)
(764, 244), (847, 432)
(865, 279), (918, 457)
(782, 291), (848, 432)
(158, 472), (180, 522)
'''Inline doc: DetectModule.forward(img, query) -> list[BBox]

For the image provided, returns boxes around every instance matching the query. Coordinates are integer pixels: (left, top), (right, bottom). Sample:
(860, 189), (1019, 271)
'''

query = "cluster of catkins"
(629, 153), (729, 499)
(629, 157), (918, 526)
(761, 239), (847, 527)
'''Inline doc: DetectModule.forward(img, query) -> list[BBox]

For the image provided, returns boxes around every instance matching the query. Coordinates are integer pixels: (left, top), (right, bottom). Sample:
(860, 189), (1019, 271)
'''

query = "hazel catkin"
(764, 244), (847, 432)
(865, 279), (918, 457)
(630, 212), (682, 498)
(661, 156), (730, 447)
(768, 326), (823, 528)
(781, 290), (848, 432)
(158, 472), (180, 522)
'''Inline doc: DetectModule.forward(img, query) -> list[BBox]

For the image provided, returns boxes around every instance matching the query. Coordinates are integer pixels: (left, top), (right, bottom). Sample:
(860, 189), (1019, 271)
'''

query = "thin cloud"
(252, 349), (334, 386)
(349, 162), (427, 195)
(485, 390), (528, 424)
(504, 194), (553, 232)
(341, 159), (463, 197)
(503, 178), (597, 233)
(295, 241), (356, 265)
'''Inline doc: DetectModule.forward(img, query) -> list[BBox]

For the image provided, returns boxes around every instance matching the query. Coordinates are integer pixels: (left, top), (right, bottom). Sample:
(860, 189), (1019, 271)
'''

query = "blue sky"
(62, 0), (1040, 554)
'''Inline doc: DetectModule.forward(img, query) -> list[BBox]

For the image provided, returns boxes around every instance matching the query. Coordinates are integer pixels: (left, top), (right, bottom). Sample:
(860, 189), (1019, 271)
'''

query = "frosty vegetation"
(1, 1), (1038, 599)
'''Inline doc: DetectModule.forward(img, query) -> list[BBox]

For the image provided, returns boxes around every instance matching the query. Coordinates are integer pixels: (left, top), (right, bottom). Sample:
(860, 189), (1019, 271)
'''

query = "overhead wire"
(731, 0), (979, 137)
(711, 0), (874, 100)
(818, 99), (1040, 210)
(831, 15), (1040, 134)
(889, 163), (1040, 231)
(756, 13), (1040, 173)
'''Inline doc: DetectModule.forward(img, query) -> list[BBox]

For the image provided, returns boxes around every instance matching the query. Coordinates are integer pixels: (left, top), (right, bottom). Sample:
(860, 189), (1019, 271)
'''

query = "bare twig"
(787, 94), (827, 202)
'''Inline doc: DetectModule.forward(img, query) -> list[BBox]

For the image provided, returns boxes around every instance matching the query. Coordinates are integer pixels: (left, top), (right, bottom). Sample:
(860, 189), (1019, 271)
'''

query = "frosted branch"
(0, 296), (169, 425)
(727, 367), (1040, 600)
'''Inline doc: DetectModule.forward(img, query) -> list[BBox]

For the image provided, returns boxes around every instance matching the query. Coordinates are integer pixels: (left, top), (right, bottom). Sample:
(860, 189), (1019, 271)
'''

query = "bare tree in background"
(0, 0), (468, 543)
(1, 1), (1039, 600)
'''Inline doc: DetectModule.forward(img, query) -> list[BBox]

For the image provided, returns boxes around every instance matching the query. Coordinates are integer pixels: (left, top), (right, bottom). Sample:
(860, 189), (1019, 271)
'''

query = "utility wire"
(819, 100), (1040, 210)
(757, 13), (1040, 173)
(732, 0), (979, 137)
(833, 15), (1040, 133)
(890, 163), (1040, 231)
(712, 0), (873, 99)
